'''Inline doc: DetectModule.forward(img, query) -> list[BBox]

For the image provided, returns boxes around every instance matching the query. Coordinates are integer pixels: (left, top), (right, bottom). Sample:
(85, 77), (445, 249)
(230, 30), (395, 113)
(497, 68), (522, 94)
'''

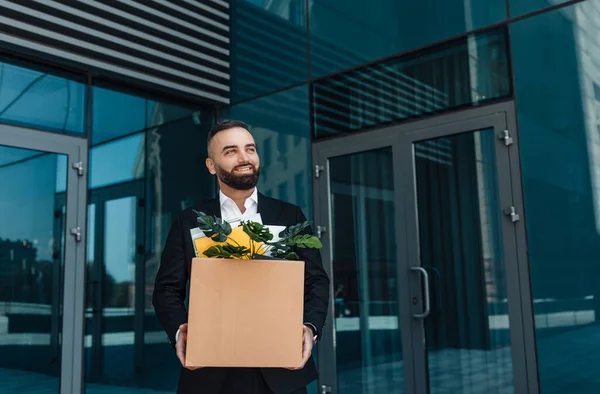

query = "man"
(153, 120), (330, 394)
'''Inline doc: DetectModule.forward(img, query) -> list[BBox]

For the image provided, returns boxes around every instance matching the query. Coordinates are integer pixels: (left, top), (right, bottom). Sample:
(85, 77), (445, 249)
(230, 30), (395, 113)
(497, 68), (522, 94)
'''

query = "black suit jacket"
(152, 193), (330, 394)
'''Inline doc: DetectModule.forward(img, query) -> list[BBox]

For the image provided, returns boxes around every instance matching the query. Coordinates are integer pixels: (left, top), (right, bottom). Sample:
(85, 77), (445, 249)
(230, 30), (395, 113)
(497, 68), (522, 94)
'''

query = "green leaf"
(278, 221), (310, 240)
(272, 250), (300, 260)
(242, 221), (273, 243)
(204, 245), (226, 258)
(194, 210), (231, 241)
(284, 234), (323, 249)
(203, 243), (250, 259)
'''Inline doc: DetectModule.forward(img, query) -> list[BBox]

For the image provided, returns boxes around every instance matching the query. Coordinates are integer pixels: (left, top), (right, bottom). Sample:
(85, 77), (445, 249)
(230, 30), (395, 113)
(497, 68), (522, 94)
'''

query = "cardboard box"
(185, 257), (305, 368)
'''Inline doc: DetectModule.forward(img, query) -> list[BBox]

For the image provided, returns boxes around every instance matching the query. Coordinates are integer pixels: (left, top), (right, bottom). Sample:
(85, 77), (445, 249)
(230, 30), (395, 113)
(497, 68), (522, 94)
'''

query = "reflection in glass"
(146, 100), (195, 128)
(89, 133), (145, 189)
(230, 0), (308, 102)
(414, 129), (514, 393)
(0, 59), (85, 134)
(509, 0), (570, 18)
(329, 148), (403, 394)
(101, 197), (137, 382)
(84, 191), (146, 392)
(220, 85), (312, 216)
(309, 0), (506, 78)
(92, 87), (146, 145)
(144, 113), (216, 392)
(0, 145), (67, 392)
(512, 4), (600, 393)
(313, 28), (511, 138)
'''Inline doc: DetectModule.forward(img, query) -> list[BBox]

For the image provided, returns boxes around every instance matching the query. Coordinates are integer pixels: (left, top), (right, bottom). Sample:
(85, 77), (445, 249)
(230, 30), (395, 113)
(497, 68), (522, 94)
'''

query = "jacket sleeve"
(294, 207), (330, 340)
(152, 214), (189, 347)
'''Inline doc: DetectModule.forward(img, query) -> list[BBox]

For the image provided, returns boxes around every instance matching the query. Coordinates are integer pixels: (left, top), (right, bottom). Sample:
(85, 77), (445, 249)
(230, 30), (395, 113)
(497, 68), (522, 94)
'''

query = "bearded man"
(152, 120), (330, 394)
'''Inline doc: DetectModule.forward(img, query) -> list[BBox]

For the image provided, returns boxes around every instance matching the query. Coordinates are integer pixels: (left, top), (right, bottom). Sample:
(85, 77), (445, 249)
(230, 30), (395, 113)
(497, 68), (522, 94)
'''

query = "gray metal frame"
(312, 101), (538, 394)
(86, 180), (146, 378)
(0, 124), (88, 394)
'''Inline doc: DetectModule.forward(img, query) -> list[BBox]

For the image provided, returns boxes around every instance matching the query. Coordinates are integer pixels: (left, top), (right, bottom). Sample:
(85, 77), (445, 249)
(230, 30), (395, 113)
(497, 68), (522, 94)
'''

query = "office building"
(0, 0), (599, 393)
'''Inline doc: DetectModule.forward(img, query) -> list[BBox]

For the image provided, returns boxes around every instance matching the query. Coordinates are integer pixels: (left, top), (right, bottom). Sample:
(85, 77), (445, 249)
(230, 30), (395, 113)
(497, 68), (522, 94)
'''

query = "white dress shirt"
(219, 187), (258, 222)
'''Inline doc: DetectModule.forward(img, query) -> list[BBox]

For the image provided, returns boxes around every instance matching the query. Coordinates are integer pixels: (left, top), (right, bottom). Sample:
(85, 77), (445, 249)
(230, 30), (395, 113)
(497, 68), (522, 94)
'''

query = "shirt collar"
(219, 187), (258, 208)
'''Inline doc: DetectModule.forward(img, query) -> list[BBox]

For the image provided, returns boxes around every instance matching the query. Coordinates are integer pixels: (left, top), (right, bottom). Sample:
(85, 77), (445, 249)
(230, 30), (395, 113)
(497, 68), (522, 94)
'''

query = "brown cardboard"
(185, 257), (305, 368)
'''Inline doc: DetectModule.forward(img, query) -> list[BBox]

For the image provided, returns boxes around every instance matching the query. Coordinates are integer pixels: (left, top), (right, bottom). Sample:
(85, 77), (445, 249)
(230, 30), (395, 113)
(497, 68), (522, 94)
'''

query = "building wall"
(1, 0), (600, 393)
(0, 0), (230, 105)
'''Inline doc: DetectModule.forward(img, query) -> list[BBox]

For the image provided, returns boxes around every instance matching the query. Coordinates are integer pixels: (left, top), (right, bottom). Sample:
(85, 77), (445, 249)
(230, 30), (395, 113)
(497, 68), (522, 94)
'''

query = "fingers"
(290, 328), (313, 370)
(176, 324), (201, 370)
(176, 341), (186, 366)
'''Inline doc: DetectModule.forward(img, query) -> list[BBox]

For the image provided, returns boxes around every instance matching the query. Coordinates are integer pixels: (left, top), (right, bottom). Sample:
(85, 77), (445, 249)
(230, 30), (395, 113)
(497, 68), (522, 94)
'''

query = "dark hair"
(207, 120), (251, 147)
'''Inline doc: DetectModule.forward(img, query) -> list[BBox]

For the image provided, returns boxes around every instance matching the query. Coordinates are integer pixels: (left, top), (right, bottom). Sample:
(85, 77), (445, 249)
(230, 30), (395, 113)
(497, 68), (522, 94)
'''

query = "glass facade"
(309, 0), (506, 77)
(2, 0), (600, 392)
(0, 58), (86, 135)
(0, 145), (66, 392)
(511, 2), (600, 393)
(312, 28), (511, 138)
(221, 84), (312, 216)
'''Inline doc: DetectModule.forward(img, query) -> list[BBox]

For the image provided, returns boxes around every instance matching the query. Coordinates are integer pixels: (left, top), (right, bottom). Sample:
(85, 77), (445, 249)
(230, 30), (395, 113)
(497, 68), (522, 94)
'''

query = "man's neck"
(220, 184), (255, 214)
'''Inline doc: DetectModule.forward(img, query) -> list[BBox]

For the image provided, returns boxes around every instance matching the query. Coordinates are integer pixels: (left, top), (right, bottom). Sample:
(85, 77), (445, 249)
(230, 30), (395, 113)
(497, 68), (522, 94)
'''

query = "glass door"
(85, 181), (145, 389)
(0, 124), (87, 394)
(398, 109), (536, 394)
(56, 180), (146, 389)
(313, 131), (414, 394)
(313, 102), (537, 394)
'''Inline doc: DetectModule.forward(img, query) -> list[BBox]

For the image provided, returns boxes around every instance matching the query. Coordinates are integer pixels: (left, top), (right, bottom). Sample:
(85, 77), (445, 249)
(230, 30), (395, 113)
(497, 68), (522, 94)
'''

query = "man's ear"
(206, 158), (217, 175)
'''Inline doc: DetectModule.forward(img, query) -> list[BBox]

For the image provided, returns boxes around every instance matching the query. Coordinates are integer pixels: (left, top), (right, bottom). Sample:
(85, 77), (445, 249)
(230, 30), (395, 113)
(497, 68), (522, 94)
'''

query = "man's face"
(206, 127), (260, 190)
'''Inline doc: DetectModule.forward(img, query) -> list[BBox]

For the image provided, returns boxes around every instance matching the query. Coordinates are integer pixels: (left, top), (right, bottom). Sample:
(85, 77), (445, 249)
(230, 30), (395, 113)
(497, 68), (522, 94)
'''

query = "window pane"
(0, 146), (67, 392)
(310, 0), (506, 78)
(509, 0), (570, 18)
(144, 112), (216, 392)
(146, 100), (196, 128)
(92, 87), (146, 145)
(512, 4), (600, 393)
(220, 85), (312, 217)
(0, 59), (85, 134)
(231, 0), (308, 102)
(89, 133), (145, 189)
(313, 28), (511, 138)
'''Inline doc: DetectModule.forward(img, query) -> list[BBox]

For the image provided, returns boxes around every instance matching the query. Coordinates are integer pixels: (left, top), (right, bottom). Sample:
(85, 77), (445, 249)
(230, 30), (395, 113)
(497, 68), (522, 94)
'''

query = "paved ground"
(1, 323), (600, 393)
(336, 323), (600, 394)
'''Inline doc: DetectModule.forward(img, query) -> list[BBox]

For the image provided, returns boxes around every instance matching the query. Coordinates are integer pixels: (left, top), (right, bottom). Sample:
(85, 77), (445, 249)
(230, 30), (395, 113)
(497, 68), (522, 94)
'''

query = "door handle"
(410, 266), (431, 319)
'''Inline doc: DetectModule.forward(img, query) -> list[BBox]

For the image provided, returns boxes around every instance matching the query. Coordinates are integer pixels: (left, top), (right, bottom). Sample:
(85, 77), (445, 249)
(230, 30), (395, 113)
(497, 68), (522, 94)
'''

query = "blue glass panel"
(231, 0), (308, 102)
(220, 85), (312, 217)
(512, 3), (600, 393)
(509, 0), (570, 18)
(144, 113), (216, 393)
(92, 87), (146, 145)
(0, 60), (85, 134)
(0, 145), (67, 391)
(146, 99), (196, 128)
(313, 28), (511, 138)
(310, 0), (506, 78)
(89, 133), (145, 189)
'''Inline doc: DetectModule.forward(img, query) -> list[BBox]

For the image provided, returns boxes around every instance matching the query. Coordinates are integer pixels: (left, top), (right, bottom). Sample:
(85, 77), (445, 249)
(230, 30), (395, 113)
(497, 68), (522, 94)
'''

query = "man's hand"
(176, 323), (201, 370)
(290, 325), (315, 370)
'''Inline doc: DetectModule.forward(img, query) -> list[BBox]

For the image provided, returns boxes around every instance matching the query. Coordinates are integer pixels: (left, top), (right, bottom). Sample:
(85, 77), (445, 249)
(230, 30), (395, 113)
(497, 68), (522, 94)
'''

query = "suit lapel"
(195, 198), (221, 219)
(257, 193), (280, 225)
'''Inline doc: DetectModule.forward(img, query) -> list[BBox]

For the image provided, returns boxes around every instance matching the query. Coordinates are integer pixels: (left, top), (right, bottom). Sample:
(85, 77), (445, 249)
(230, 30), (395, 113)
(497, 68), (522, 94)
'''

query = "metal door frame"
(0, 124), (88, 394)
(312, 101), (538, 394)
(86, 179), (146, 380)
(313, 129), (414, 394)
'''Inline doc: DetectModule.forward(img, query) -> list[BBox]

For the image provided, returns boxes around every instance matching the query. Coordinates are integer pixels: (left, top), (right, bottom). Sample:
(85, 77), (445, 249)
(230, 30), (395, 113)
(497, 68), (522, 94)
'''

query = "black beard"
(216, 164), (260, 191)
